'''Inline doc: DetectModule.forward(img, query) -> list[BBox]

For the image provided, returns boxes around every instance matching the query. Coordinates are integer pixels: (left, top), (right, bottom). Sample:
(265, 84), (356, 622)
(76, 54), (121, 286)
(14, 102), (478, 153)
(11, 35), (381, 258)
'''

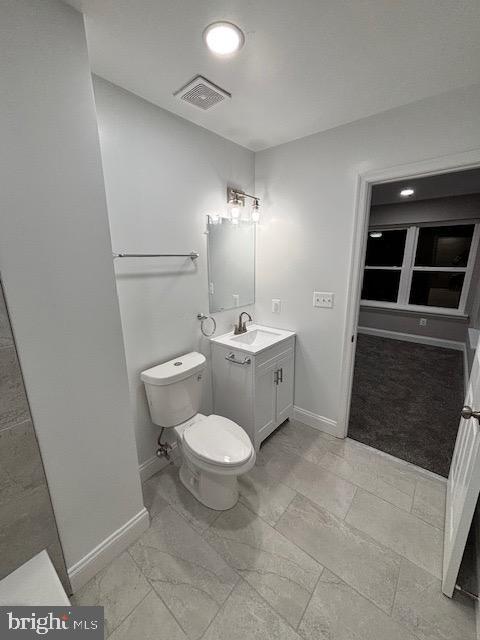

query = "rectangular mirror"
(207, 216), (255, 312)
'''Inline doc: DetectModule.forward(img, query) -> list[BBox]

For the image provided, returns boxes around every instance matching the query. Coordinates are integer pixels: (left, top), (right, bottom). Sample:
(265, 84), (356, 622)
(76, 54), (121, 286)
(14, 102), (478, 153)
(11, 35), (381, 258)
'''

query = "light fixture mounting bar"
(227, 187), (260, 206)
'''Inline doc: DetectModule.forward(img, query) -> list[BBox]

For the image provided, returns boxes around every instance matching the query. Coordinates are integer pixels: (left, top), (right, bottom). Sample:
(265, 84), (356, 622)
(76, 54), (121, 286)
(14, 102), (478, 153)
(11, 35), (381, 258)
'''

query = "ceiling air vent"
(174, 75), (231, 110)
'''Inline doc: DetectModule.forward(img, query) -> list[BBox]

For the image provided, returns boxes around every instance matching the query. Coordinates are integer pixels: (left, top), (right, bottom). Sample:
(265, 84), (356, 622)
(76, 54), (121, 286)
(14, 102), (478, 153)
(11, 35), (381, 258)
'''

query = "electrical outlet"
(419, 317), (427, 327)
(313, 291), (334, 308)
(232, 294), (239, 307)
(272, 299), (281, 313)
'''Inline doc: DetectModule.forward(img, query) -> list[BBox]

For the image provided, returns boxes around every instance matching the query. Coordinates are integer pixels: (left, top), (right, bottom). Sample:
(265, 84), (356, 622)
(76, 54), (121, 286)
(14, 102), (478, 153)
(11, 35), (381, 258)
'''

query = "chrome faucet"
(234, 311), (252, 335)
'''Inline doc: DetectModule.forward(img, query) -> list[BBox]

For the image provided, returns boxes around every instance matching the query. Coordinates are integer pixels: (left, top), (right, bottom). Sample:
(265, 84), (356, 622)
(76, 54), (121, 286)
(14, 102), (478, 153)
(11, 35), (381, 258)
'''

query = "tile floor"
(73, 420), (476, 639)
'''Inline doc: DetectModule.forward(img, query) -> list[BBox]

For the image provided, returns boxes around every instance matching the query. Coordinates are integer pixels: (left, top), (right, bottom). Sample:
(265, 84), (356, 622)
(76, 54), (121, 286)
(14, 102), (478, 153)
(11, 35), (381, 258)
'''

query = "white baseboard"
(68, 508), (149, 592)
(357, 326), (465, 351)
(138, 443), (178, 483)
(293, 406), (341, 438)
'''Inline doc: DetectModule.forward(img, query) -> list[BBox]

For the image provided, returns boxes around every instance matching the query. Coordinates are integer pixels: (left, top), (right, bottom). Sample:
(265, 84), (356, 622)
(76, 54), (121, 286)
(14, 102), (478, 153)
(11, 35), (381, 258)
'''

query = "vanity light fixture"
(369, 231), (383, 238)
(227, 187), (261, 223)
(400, 187), (415, 197)
(203, 22), (245, 56)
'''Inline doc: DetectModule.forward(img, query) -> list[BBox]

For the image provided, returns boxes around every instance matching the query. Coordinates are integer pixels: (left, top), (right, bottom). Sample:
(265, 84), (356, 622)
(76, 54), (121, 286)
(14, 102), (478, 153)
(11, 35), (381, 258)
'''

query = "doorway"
(344, 163), (480, 478)
(341, 158), (480, 596)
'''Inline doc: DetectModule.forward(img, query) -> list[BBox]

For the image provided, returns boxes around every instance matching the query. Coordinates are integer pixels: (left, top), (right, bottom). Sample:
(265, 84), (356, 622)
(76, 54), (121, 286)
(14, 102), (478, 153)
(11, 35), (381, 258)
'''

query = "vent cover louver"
(174, 75), (231, 110)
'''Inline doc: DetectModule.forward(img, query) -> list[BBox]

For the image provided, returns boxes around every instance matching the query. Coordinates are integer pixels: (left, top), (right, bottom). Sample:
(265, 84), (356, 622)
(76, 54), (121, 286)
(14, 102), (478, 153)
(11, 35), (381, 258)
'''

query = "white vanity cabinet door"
(275, 350), (295, 426)
(254, 357), (278, 449)
(211, 345), (255, 441)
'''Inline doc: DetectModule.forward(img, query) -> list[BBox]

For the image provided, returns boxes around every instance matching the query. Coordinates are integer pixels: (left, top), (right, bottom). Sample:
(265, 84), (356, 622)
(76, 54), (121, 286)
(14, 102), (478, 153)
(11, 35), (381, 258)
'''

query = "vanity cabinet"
(211, 335), (295, 450)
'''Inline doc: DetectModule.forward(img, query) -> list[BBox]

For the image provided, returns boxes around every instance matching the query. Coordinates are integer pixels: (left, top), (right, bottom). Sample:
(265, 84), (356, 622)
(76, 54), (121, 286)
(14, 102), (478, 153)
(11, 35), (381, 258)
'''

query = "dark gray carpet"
(349, 334), (464, 477)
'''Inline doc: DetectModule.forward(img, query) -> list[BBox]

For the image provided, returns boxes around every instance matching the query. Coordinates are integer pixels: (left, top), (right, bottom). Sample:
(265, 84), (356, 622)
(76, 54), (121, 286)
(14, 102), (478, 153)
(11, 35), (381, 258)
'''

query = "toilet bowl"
(141, 352), (255, 510)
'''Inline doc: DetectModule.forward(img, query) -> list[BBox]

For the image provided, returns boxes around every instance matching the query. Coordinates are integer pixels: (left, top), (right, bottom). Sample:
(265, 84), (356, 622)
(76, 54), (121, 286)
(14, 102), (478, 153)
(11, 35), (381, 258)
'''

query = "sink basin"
(211, 323), (295, 355)
(231, 328), (281, 347)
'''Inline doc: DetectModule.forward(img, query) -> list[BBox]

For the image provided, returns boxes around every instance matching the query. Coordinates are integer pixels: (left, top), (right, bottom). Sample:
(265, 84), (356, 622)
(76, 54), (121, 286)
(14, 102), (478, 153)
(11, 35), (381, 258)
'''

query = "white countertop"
(211, 323), (295, 355)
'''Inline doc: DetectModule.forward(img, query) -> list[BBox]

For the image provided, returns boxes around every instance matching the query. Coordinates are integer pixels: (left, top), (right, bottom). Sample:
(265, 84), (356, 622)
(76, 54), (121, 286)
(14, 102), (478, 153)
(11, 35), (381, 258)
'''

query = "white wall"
(0, 0), (145, 584)
(92, 77), (255, 471)
(255, 83), (480, 435)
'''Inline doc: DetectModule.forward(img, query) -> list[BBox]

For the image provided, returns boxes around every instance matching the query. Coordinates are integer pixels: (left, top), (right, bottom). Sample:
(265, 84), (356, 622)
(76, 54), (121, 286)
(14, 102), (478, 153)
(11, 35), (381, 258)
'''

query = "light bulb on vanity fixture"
(230, 205), (241, 225)
(251, 198), (260, 223)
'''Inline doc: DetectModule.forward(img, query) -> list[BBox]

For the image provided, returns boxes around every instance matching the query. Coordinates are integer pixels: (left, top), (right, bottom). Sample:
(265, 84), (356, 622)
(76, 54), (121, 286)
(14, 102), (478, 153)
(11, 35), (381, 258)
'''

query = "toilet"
(141, 352), (255, 510)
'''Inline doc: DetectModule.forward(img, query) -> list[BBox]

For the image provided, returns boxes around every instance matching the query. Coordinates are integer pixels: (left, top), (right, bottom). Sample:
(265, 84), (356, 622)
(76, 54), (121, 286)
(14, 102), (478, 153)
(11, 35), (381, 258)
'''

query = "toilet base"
(179, 460), (239, 511)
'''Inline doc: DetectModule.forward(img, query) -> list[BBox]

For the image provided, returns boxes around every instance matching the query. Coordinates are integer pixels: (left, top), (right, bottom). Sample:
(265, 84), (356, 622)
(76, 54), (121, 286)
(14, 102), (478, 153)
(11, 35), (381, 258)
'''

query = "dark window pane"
(362, 269), (401, 302)
(409, 271), (465, 308)
(365, 229), (407, 266)
(415, 225), (474, 267)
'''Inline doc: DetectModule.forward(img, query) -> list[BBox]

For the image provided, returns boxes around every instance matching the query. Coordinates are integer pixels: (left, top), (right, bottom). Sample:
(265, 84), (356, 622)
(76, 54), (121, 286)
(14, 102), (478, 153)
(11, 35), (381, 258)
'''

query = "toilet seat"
(182, 415), (253, 468)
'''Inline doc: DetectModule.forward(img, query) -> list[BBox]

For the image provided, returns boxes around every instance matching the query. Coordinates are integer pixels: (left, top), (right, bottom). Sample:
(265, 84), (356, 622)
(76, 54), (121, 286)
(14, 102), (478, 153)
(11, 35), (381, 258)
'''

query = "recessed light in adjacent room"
(369, 231), (383, 238)
(203, 22), (245, 56)
(400, 188), (415, 197)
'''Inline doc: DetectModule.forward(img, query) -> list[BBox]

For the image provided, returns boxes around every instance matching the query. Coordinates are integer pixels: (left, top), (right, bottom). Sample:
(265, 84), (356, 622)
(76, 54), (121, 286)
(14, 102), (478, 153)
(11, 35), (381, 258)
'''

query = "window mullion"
(398, 226), (417, 305)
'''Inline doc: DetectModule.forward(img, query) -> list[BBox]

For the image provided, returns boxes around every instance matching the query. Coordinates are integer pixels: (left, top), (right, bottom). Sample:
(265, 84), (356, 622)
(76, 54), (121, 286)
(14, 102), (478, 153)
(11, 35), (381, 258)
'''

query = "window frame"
(361, 221), (480, 316)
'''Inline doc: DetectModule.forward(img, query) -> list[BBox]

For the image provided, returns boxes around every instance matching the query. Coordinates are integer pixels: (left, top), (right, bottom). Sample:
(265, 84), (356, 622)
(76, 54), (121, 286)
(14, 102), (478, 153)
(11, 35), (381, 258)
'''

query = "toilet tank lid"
(141, 352), (206, 386)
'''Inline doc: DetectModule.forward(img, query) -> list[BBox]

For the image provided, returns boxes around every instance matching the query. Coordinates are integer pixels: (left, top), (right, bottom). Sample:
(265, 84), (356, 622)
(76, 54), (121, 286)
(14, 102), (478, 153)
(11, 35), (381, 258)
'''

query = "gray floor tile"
(108, 590), (187, 640)
(392, 559), (476, 640)
(0, 347), (29, 430)
(0, 288), (13, 349)
(0, 421), (45, 504)
(299, 568), (416, 640)
(129, 502), (238, 640)
(0, 485), (61, 582)
(261, 420), (331, 466)
(276, 494), (401, 614)
(412, 477), (446, 530)
(346, 489), (443, 578)
(319, 449), (414, 511)
(265, 445), (357, 519)
(205, 502), (322, 627)
(238, 463), (296, 525)
(73, 551), (150, 637)
(143, 463), (218, 533)
(203, 579), (302, 640)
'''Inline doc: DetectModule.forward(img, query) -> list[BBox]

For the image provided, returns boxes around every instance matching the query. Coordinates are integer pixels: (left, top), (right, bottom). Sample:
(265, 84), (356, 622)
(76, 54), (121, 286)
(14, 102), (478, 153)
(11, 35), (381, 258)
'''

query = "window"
(361, 223), (478, 314)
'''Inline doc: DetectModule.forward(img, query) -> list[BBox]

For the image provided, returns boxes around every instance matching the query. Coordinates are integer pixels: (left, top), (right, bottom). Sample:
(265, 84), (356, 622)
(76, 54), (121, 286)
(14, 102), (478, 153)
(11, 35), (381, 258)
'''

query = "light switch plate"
(272, 298), (281, 313)
(313, 291), (334, 308)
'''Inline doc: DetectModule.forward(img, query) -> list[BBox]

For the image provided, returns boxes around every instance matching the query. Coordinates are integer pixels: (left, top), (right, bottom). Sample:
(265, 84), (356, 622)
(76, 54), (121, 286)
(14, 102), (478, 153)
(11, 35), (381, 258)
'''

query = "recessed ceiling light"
(400, 188), (415, 197)
(203, 22), (245, 56)
(369, 231), (383, 238)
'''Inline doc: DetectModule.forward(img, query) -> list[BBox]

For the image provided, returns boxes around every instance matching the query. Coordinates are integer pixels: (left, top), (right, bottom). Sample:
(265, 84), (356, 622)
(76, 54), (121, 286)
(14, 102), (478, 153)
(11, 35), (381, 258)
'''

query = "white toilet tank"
(141, 352), (206, 427)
